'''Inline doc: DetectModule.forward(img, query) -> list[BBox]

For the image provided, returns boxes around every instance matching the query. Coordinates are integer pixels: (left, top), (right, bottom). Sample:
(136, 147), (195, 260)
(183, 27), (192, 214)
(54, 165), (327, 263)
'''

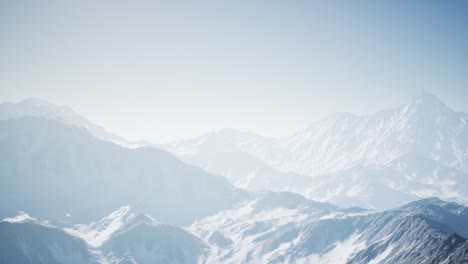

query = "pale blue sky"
(1, 0), (467, 142)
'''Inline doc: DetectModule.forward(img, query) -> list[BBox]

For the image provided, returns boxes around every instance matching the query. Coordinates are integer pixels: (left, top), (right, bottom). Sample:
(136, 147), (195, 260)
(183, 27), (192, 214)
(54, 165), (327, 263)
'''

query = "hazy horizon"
(1, 0), (467, 142)
(1, 2), (468, 262)
(0, 89), (463, 144)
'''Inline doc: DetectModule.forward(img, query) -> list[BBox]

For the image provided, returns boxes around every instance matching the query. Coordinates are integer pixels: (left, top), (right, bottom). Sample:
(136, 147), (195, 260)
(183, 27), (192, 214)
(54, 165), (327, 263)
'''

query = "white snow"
(65, 206), (156, 247)
(2, 212), (34, 223)
(368, 244), (394, 264)
(297, 233), (367, 264)
(162, 92), (468, 210)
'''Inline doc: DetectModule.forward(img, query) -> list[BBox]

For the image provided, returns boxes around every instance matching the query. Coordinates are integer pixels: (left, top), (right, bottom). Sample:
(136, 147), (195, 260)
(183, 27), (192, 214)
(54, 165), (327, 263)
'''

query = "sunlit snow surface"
(2, 211), (34, 223)
(165, 92), (468, 210)
(2, 195), (468, 263)
(190, 194), (468, 264)
(65, 206), (156, 247)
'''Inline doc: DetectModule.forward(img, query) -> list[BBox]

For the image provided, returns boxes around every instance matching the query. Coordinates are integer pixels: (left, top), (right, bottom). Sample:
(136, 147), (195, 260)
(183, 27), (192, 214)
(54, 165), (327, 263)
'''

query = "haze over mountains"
(165, 91), (468, 209)
(0, 98), (131, 146)
(0, 116), (244, 225)
(1, 93), (468, 211)
(0, 93), (467, 263)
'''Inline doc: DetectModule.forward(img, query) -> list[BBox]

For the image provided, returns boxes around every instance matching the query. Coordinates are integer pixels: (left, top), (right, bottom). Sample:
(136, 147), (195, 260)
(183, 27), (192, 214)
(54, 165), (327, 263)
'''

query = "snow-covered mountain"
(1, 94), (467, 263)
(164, 92), (468, 209)
(0, 214), (101, 264)
(1, 208), (208, 264)
(101, 222), (207, 264)
(3, 196), (467, 263)
(271, 91), (468, 175)
(191, 193), (468, 264)
(65, 206), (156, 247)
(67, 207), (208, 264)
(4, 94), (465, 210)
(0, 97), (146, 147)
(0, 116), (245, 225)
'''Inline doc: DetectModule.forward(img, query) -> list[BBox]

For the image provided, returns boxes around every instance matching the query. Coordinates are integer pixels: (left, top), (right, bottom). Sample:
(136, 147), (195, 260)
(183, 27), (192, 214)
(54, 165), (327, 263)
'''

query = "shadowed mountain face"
(0, 117), (245, 225)
(164, 92), (468, 209)
(101, 223), (207, 264)
(2, 197), (467, 264)
(0, 218), (100, 264)
(0, 208), (208, 264)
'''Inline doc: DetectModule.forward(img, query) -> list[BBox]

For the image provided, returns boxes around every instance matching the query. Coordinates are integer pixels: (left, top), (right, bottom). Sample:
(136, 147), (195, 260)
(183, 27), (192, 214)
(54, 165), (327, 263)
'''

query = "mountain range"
(0, 93), (467, 263)
(0, 116), (245, 225)
(164, 91), (468, 210)
(1, 195), (467, 263)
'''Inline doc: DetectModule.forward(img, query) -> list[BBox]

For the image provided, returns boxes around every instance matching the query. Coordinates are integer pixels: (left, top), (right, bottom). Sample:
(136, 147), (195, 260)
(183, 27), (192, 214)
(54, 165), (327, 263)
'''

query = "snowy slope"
(1, 208), (208, 264)
(65, 206), (156, 247)
(164, 92), (468, 209)
(3, 197), (467, 264)
(68, 207), (209, 264)
(269, 92), (468, 175)
(302, 154), (468, 209)
(101, 223), (207, 264)
(0, 215), (101, 264)
(190, 194), (468, 264)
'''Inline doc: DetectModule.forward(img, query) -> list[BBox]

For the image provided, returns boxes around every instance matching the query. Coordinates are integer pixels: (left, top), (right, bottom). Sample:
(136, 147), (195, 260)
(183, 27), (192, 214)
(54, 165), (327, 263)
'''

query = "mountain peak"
(2, 97), (73, 115)
(17, 97), (73, 111)
(0, 97), (131, 145)
(403, 90), (452, 118)
(401, 197), (459, 210)
(217, 128), (259, 137)
(21, 97), (54, 106)
(102, 205), (155, 225)
(66, 206), (157, 247)
(410, 90), (447, 107)
(2, 211), (35, 224)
